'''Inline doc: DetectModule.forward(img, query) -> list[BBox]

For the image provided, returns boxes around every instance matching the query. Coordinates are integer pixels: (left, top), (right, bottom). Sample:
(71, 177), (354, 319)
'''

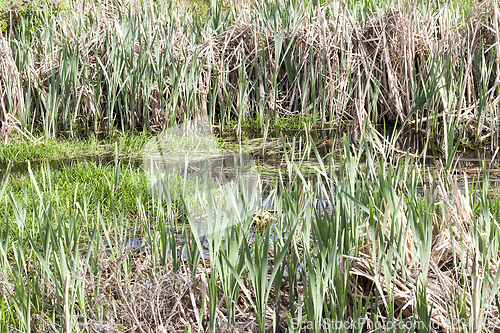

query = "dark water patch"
(0, 154), (143, 176)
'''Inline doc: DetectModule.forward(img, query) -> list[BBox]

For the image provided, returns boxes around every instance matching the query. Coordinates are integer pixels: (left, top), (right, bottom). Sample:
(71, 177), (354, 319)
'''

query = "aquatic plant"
(0, 0), (499, 150)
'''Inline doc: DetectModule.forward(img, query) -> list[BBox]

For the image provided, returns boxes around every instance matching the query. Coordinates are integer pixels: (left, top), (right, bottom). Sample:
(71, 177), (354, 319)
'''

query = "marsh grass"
(1, 132), (500, 332)
(1, 0), (500, 150)
(2, 0), (500, 330)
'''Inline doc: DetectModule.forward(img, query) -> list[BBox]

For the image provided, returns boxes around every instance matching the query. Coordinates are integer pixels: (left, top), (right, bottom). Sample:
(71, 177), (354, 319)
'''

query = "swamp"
(1, 0), (500, 331)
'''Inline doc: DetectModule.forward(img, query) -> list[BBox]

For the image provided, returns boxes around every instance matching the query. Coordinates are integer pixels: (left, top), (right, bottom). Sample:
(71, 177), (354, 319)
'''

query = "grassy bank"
(1, 0), (500, 149)
(0, 134), (499, 332)
(0, 131), (151, 164)
(0, 159), (148, 222)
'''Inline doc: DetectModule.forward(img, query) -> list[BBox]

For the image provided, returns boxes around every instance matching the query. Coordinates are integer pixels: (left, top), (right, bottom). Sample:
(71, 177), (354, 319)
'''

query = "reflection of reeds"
(1, 0), (500, 147)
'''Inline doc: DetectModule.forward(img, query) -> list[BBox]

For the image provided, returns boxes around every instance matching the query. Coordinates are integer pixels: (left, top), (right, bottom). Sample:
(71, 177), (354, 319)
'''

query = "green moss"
(0, 159), (211, 226)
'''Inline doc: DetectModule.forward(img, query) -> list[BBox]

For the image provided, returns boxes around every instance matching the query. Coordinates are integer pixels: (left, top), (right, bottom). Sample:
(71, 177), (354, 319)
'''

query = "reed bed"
(0, 134), (499, 332)
(0, 0), (500, 147)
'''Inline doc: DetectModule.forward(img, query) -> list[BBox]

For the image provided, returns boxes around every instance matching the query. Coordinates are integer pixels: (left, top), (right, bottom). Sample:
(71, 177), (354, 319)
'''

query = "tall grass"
(1, 0), (500, 149)
(1, 133), (500, 331)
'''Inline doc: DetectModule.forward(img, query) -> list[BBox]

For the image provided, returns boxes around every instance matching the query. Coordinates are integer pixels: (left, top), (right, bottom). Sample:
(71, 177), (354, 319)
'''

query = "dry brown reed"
(349, 173), (500, 332)
(73, 247), (271, 332)
(0, 28), (26, 143)
(0, 0), (499, 143)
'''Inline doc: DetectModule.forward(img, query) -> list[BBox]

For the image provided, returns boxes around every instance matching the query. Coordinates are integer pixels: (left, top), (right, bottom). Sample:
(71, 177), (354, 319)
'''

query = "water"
(0, 128), (435, 179)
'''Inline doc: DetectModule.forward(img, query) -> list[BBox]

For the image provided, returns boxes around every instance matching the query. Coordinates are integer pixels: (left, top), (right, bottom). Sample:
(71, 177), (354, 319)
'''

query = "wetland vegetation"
(1, 0), (500, 332)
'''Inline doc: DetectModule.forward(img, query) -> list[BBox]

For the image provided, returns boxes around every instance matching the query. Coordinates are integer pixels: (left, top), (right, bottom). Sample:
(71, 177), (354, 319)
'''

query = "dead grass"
(0, 0), (499, 143)
(350, 175), (500, 332)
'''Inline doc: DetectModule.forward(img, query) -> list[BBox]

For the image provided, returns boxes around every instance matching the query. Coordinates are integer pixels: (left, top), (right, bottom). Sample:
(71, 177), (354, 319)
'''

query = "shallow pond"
(2, 128), (500, 193)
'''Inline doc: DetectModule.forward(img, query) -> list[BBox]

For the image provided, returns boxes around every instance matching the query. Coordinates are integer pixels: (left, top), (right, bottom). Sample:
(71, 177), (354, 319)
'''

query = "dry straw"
(0, 0), (499, 142)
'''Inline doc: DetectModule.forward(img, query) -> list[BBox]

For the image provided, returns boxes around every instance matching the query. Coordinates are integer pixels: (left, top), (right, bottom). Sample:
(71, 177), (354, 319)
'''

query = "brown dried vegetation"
(0, 0), (500, 144)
